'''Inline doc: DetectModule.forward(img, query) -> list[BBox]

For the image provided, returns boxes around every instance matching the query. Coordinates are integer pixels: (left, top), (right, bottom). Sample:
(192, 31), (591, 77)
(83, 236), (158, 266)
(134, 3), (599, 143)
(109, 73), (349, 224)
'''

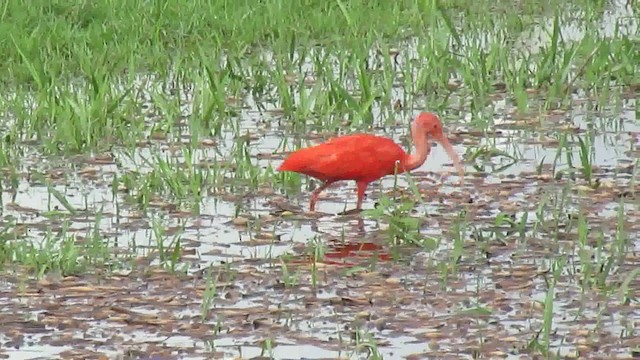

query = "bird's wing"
(283, 134), (406, 182)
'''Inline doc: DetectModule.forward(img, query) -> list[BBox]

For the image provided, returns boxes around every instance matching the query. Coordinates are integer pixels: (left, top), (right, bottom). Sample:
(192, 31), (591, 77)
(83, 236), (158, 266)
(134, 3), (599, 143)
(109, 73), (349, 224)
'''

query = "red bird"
(278, 112), (464, 212)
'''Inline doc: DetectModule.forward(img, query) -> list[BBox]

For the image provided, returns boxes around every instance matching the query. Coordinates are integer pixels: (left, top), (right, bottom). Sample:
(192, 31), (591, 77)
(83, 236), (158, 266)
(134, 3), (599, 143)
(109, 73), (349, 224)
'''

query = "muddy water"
(516, 0), (638, 52)
(2, 5), (640, 360)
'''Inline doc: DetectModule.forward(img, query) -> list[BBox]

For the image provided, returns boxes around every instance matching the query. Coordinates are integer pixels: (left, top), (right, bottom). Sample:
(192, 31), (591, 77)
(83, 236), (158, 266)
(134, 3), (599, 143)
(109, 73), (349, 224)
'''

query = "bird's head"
(415, 112), (444, 139)
(413, 112), (465, 180)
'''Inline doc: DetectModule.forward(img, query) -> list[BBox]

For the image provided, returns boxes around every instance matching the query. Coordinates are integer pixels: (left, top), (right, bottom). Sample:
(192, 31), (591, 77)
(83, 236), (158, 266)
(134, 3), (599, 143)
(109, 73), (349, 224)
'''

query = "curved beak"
(433, 133), (464, 183)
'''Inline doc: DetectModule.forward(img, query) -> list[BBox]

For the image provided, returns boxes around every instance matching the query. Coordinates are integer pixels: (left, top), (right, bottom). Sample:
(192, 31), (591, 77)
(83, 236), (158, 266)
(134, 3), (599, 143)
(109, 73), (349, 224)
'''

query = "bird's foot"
(304, 209), (332, 218)
(338, 208), (363, 216)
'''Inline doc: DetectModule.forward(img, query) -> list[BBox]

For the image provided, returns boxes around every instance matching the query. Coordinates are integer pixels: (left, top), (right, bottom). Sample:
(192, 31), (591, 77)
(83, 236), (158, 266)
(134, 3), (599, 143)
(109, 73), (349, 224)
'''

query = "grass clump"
(0, 215), (119, 278)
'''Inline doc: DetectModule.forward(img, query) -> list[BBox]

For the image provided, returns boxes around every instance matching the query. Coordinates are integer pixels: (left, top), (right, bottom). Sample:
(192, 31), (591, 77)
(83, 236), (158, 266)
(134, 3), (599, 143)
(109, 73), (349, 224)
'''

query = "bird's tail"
(277, 157), (297, 172)
(277, 150), (308, 172)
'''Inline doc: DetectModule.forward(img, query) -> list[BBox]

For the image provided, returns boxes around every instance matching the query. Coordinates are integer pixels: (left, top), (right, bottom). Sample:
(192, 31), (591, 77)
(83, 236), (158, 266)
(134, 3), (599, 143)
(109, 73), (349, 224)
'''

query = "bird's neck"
(405, 130), (431, 171)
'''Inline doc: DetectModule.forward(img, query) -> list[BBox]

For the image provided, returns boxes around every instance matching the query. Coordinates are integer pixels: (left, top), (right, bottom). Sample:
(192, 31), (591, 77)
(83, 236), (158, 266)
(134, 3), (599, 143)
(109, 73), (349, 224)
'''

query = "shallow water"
(1, 2), (640, 359)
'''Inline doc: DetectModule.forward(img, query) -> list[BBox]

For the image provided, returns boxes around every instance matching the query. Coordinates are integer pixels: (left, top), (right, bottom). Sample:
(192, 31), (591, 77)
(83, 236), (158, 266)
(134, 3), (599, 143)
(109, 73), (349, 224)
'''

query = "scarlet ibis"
(278, 112), (464, 212)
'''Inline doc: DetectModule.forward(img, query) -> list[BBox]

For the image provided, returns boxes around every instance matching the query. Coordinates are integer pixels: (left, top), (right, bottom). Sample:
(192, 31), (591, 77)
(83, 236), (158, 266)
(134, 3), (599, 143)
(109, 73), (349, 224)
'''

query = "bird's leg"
(338, 181), (368, 216)
(309, 181), (334, 211)
(355, 181), (369, 210)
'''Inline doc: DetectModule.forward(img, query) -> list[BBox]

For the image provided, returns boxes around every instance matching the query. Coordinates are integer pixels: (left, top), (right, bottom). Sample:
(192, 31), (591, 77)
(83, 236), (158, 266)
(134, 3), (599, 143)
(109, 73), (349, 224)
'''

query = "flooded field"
(1, 0), (639, 359)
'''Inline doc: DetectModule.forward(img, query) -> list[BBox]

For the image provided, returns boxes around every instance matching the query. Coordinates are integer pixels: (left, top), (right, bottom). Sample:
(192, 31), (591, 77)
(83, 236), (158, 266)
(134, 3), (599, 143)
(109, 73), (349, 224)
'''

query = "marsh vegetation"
(0, 0), (639, 359)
